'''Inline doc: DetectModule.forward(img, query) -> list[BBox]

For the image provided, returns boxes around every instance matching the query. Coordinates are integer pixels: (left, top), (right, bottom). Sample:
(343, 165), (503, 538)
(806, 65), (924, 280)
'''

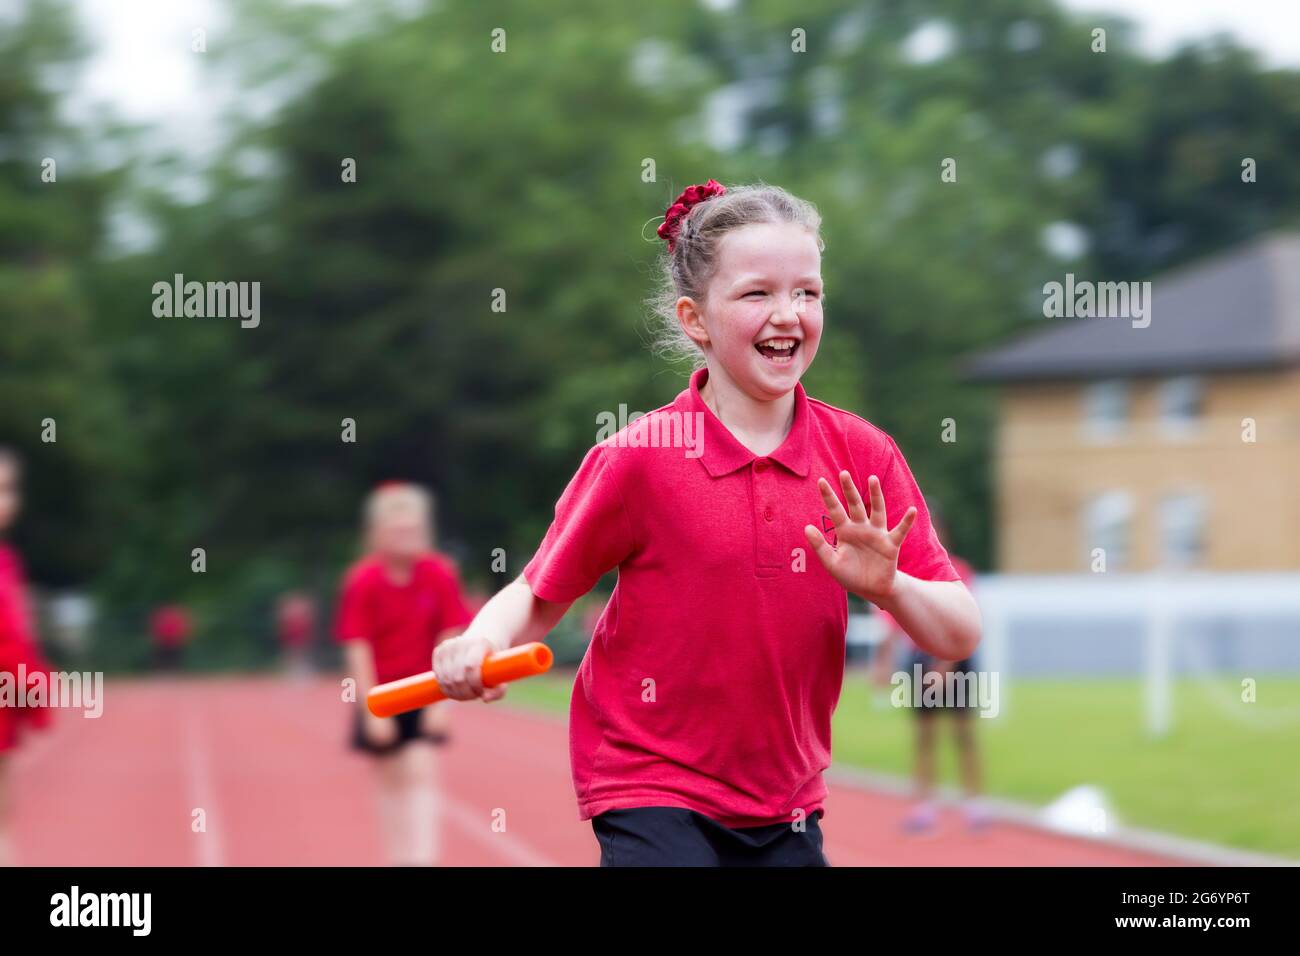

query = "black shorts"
(908, 650), (977, 717)
(592, 807), (828, 867)
(350, 707), (449, 756)
(153, 645), (183, 671)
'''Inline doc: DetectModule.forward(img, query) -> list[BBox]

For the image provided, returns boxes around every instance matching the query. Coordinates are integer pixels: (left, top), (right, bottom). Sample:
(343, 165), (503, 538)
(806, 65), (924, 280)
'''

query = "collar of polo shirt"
(684, 367), (811, 478)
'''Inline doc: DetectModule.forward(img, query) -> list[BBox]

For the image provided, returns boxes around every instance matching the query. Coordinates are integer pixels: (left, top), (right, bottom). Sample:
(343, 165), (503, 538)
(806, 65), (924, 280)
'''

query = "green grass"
(505, 672), (1300, 858)
(502, 672), (574, 713)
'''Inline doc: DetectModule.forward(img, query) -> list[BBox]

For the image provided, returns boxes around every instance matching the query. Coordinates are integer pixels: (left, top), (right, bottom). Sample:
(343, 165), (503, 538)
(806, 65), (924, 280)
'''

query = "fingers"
(803, 523), (836, 567)
(818, 477), (850, 527)
(432, 636), (492, 700)
(868, 474), (887, 529)
(431, 641), (458, 696)
(890, 506), (918, 545)
(481, 685), (507, 703)
(839, 470), (867, 523)
(462, 644), (487, 697)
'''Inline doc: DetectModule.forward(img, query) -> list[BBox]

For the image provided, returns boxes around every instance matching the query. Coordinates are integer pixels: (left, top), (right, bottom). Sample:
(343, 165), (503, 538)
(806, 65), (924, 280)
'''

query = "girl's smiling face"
(679, 221), (824, 401)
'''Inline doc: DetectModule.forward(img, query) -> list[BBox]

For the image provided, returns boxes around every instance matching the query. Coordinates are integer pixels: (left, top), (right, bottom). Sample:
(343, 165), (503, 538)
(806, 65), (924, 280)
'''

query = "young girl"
(433, 182), (981, 866)
(335, 482), (473, 866)
(0, 447), (52, 867)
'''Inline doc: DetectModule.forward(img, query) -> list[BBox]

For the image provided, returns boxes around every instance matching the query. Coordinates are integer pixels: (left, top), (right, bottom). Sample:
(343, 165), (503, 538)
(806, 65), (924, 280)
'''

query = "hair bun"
(657, 179), (726, 251)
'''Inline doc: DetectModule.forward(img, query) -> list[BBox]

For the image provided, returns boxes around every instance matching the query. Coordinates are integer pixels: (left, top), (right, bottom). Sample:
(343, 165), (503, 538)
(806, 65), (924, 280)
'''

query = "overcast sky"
(68, 0), (1300, 147)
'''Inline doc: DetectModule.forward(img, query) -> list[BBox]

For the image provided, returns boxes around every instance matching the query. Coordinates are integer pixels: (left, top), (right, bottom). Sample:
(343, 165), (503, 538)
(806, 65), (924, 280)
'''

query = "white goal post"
(969, 573), (1300, 737)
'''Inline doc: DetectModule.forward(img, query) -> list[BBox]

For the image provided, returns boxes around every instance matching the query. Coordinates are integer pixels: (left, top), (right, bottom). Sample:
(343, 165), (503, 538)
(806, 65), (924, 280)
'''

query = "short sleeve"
(523, 446), (635, 603)
(334, 572), (373, 643)
(0, 587), (24, 651)
(433, 560), (474, 635)
(0, 578), (43, 672)
(879, 436), (959, 583)
(0, 611), (25, 670)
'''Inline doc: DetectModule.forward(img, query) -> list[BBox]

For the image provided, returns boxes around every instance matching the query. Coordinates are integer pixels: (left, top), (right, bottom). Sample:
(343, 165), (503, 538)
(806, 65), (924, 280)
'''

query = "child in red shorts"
(433, 182), (981, 866)
(0, 447), (53, 866)
(336, 482), (473, 866)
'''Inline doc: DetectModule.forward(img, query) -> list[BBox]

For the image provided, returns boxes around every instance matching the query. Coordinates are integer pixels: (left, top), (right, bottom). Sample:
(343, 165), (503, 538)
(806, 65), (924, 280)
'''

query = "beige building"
(968, 233), (1300, 572)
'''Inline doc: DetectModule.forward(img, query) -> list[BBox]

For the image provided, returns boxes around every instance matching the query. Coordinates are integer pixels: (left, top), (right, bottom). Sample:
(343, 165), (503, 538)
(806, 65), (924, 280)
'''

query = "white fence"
(849, 573), (1300, 738)
(976, 573), (1300, 736)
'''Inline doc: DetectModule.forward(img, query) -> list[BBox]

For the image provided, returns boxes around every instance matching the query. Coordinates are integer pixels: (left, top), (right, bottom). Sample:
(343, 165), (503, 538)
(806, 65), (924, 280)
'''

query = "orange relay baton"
(366, 642), (554, 718)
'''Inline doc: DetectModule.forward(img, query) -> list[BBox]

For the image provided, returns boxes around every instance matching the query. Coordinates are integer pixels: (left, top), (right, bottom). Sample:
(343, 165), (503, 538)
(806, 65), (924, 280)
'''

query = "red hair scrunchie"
(657, 179), (726, 252)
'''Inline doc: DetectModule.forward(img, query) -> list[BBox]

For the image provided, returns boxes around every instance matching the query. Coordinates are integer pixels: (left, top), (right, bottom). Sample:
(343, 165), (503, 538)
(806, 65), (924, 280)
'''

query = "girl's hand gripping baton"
(366, 642), (553, 717)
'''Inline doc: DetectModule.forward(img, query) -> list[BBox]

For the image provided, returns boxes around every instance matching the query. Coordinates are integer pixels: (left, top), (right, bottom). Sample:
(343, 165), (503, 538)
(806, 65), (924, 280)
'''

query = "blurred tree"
(8, 0), (1300, 668)
(0, 0), (130, 585)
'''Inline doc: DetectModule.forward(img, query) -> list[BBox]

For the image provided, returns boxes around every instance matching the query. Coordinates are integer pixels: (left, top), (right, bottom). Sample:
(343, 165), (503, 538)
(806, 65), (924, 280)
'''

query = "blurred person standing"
(0, 447), (53, 866)
(149, 603), (192, 671)
(335, 482), (473, 866)
(872, 510), (986, 833)
(275, 590), (317, 676)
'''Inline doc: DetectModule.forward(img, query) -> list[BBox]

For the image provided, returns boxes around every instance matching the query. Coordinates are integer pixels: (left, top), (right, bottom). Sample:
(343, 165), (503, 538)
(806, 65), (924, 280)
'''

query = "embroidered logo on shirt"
(820, 514), (837, 548)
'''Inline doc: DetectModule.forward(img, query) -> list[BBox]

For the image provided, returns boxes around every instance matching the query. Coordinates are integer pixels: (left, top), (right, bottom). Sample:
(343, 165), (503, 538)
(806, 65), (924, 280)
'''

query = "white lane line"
(442, 795), (559, 867)
(184, 706), (226, 867)
(285, 699), (563, 866)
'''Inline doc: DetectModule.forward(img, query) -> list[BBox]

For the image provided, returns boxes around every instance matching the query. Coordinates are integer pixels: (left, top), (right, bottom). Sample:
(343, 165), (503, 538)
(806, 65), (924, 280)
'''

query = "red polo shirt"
(0, 544), (52, 750)
(335, 553), (474, 684)
(524, 368), (958, 827)
(150, 605), (192, 649)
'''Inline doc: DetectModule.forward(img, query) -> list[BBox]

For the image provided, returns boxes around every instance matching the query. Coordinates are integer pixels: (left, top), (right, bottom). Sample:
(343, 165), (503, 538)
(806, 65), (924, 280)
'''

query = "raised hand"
(803, 470), (917, 605)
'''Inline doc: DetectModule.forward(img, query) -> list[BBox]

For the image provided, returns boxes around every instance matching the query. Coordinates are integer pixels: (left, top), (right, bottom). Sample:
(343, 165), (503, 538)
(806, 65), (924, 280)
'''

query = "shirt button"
(763, 506), (774, 522)
(754, 458), (769, 473)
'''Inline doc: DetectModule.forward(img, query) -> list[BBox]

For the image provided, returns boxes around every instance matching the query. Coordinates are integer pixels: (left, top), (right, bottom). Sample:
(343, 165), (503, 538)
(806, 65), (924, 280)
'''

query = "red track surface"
(10, 676), (1193, 866)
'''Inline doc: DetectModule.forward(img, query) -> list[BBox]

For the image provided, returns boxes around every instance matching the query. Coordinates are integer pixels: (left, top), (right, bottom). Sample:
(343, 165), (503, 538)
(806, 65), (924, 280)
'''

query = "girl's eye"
(743, 290), (766, 298)
(797, 289), (821, 299)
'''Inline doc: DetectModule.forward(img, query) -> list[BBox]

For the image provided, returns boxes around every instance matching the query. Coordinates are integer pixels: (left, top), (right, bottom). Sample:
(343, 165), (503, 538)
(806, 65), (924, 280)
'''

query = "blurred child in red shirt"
(0, 447), (53, 866)
(149, 604), (192, 671)
(275, 591), (316, 675)
(335, 482), (473, 866)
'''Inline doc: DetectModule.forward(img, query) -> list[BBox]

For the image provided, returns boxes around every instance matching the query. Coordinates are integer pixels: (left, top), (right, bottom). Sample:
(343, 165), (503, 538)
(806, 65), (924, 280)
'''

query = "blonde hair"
(648, 181), (824, 365)
(363, 483), (435, 546)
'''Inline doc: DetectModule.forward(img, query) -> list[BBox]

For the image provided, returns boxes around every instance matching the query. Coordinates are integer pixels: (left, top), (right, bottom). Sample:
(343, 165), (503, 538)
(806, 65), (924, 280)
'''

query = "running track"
(10, 676), (1194, 866)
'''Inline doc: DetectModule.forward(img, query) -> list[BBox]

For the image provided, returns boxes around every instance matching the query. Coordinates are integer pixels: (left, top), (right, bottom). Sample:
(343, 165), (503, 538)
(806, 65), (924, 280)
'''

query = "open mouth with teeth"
(755, 337), (800, 364)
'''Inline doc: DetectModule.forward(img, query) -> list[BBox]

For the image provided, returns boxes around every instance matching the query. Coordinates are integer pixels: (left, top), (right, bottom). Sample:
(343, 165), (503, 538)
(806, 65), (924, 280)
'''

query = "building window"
(1084, 491), (1133, 571)
(1159, 493), (1206, 569)
(1083, 380), (1130, 441)
(1158, 375), (1204, 437)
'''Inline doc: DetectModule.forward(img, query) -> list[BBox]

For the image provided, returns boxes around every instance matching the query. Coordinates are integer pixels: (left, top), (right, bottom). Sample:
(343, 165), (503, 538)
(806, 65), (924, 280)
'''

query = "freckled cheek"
(800, 305), (824, 340)
(714, 303), (772, 350)
(796, 310), (823, 365)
